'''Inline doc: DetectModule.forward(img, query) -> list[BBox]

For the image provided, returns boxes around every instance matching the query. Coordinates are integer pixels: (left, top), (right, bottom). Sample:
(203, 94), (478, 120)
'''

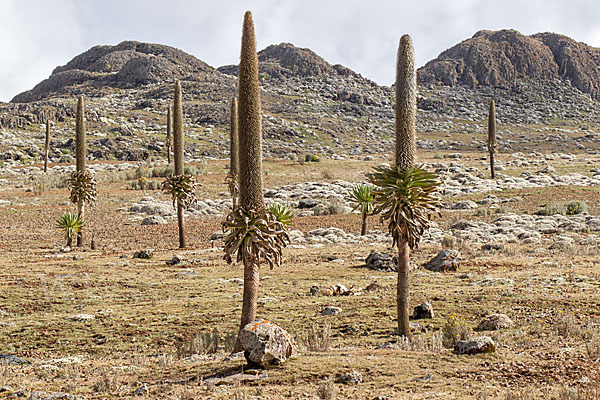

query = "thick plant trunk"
(233, 196), (237, 211)
(490, 152), (495, 179)
(233, 261), (259, 352)
(177, 199), (185, 249)
(361, 212), (367, 236)
(76, 202), (84, 247)
(397, 236), (411, 337)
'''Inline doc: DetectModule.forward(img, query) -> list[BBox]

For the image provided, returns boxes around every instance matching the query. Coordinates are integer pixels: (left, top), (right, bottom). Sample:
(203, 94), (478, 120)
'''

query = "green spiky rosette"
(368, 165), (441, 249)
(161, 174), (199, 209)
(69, 170), (97, 205)
(350, 183), (374, 216)
(222, 207), (290, 269)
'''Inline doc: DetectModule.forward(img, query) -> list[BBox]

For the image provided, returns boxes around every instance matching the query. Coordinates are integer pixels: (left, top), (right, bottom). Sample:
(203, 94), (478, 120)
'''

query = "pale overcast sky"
(1, 0), (599, 102)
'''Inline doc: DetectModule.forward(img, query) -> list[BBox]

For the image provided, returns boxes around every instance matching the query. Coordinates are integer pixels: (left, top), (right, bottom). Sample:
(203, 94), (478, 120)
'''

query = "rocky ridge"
(1, 32), (599, 164)
(419, 29), (600, 99)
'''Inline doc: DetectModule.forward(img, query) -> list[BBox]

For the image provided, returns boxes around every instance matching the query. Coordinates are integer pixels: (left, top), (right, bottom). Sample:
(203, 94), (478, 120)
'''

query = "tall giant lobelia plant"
(369, 35), (441, 338)
(223, 11), (290, 352)
(69, 96), (96, 247)
(162, 80), (198, 249)
(225, 97), (239, 209)
(44, 118), (50, 173)
(487, 99), (497, 179)
(166, 105), (173, 165)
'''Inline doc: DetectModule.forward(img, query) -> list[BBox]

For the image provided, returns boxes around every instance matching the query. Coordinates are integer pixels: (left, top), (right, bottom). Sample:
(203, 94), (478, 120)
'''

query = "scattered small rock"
(412, 302), (434, 319)
(141, 215), (167, 225)
(335, 370), (363, 385)
(365, 251), (397, 272)
(321, 306), (342, 316)
(133, 249), (153, 259)
(454, 336), (496, 355)
(423, 250), (460, 272)
(476, 313), (514, 331)
(365, 281), (383, 291)
(0, 354), (29, 365)
(166, 254), (186, 266)
(70, 314), (94, 322)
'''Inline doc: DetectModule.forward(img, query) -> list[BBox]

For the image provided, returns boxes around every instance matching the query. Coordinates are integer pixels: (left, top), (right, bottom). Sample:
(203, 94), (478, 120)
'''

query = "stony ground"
(0, 149), (599, 399)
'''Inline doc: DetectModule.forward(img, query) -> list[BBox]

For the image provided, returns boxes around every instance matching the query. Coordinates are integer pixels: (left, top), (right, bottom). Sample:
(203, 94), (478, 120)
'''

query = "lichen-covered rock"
(365, 251), (397, 272)
(141, 215), (167, 225)
(0, 354), (29, 365)
(476, 313), (514, 331)
(239, 320), (297, 367)
(423, 250), (460, 272)
(454, 336), (496, 355)
(412, 302), (435, 319)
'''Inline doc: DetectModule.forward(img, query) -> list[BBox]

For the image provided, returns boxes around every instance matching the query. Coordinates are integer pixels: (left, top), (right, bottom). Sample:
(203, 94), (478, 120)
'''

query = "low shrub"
(442, 314), (472, 348)
(535, 201), (588, 216)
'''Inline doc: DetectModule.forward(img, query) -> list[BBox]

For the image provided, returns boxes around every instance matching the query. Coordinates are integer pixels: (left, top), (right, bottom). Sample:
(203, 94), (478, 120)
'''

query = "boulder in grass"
(454, 336), (496, 355)
(0, 354), (29, 365)
(423, 250), (460, 272)
(476, 313), (514, 331)
(239, 320), (297, 367)
(412, 302), (434, 319)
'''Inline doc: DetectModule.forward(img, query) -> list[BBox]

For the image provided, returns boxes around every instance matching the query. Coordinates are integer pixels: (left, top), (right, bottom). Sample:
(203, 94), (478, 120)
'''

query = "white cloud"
(1, 0), (599, 101)
(0, 0), (86, 101)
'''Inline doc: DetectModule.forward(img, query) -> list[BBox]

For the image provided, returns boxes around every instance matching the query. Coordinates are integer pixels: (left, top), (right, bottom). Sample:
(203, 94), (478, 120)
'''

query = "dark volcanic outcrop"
(532, 32), (600, 98)
(418, 29), (600, 99)
(12, 41), (214, 103)
(218, 42), (359, 79)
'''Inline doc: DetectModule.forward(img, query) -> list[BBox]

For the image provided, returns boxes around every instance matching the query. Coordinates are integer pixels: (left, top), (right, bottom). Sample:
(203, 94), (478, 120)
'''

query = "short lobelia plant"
(267, 203), (294, 228)
(368, 35), (441, 338)
(225, 97), (240, 209)
(487, 99), (497, 179)
(166, 105), (173, 165)
(69, 96), (97, 247)
(349, 183), (374, 235)
(223, 11), (290, 353)
(161, 80), (199, 249)
(44, 118), (50, 173)
(56, 212), (84, 248)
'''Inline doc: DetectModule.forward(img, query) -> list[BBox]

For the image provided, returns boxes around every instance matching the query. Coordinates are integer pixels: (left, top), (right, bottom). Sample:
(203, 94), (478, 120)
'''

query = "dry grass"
(0, 155), (599, 398)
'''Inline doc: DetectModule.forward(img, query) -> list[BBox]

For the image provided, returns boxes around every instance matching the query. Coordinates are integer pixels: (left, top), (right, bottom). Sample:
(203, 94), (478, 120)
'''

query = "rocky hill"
(218, 42), (360, 79)
(12, 41), (217, 103)
(1, 32), (599, 166)
(418, 29), (600, 99)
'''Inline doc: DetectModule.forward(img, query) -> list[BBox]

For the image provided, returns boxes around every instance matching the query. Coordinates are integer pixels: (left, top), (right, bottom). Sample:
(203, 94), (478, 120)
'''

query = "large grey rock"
(476, 313), (514, 331)
(239, 320), (297, 367)
(452, 200), (478, 210)
(454, 336), (496, 355)
(412, 302), (434, 319)
(365, 252), (397, 272)
(335, 370), (363, 384)
(321, 306), (342, 315)
(423, 250), (460, 272)
(0, 354), (29, 365)
(141, 215), (167, 225)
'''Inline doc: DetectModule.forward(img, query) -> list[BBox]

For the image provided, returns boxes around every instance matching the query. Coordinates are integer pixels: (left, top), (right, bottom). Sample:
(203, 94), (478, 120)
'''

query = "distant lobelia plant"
(349, 183), (374, 236)
(487, 99), (497, 179)
(68, 96), (96, 247)
(161, 80), (199, 249)
(225, 97), (240, 209)
(368, 35), (441, 338)
(56, 212), (84, 248)
(223, 11), (290, 353)
(166, 105), (173, 165)
(44, 118), (50, 173)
